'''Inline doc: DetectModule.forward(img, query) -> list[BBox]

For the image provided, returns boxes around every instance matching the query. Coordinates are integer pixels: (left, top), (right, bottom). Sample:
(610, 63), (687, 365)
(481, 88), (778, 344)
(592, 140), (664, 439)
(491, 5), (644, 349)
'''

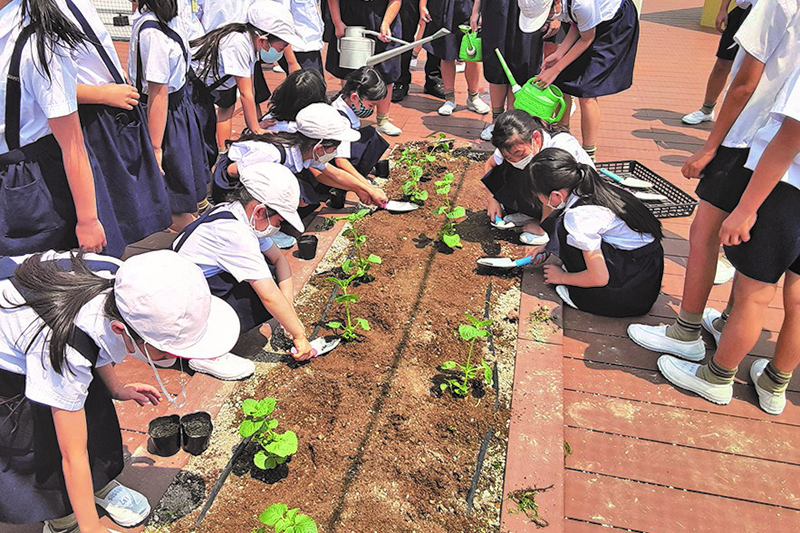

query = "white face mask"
(123, 325), (186, 409)
(509, 152), (534, 170)
(313, 142), (336, 165)
(249, 205), (281, 238)
(547, 195), (567, 211)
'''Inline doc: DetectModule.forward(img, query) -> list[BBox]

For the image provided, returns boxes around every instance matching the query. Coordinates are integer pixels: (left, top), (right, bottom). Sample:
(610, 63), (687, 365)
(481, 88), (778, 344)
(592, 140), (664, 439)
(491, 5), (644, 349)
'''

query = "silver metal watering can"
(339, 26), (450, 69)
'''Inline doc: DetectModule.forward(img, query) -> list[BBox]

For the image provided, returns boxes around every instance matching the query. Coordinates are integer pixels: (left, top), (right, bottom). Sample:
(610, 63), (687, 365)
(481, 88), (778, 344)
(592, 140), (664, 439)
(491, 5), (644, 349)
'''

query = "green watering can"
(459, 25), (481, 62)
(495, 48), (566, 123)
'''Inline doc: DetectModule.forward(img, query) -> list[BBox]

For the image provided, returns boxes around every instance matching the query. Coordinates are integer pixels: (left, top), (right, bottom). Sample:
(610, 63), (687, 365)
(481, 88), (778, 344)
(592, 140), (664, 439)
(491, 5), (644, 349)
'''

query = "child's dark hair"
(191, 23), (283, 82)
(231, 131), (340, 154)
(528, 148), (663, 240)
(491, 109), (569, 152)
(20, 0), (86, 79)
(336, 66), (387, 102)
(268, 70), (328, 121)
(8, 253), (142, 376)
(138, 0), (178, 26)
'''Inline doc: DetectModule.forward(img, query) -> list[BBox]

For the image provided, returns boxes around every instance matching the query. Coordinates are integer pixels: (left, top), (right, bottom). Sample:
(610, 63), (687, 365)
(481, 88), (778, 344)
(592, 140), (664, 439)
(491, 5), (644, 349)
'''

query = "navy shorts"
(724, 181), (800, 284)
(716, 6), (750, 61)
(695, 146), (752, 213)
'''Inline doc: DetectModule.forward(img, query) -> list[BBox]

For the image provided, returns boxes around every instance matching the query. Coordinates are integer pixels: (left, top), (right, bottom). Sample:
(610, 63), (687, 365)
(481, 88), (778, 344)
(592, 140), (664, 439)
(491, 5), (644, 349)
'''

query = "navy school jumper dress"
(172, 206), (272, 333)
(480, 0), (545, 85)
(65, 0), (172, 254)
(0, 257), (124, 524)
(553, 197), (663, 317)
(134, 20), (210, 214)
(422, 0), (474, 62)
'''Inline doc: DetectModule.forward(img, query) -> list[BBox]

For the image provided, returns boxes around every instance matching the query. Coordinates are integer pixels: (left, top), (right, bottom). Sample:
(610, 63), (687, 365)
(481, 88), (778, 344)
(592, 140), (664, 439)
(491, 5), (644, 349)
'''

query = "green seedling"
(326, 275), (370, 341)
(507, 486), (553, 528)
(239, 398), (298, 470)
(428, 132), (452, 154)
(315, 217), (335, 231)
(432, 173), (465, 249)
(336, 209), (381, 279)
(440, 314), (494, 396)
(400, 165), (428, 204)
(254, 504), (317, 533)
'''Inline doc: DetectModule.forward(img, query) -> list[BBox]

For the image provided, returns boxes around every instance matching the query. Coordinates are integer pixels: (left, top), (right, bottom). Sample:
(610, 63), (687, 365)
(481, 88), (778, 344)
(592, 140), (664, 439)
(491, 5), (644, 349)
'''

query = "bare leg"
(559, 94), (572, 129)
(704, 59), (733, 107)
(772, 272), (800, 374)
(464, 61), (482, 93)
(216, 105), (235, 151)
(579, 97), (600, 148)
(681, 200), (729, 314)
(377, 85), (393, 115)
(440, 60), (457, 92)
(489, 83), (509, 110)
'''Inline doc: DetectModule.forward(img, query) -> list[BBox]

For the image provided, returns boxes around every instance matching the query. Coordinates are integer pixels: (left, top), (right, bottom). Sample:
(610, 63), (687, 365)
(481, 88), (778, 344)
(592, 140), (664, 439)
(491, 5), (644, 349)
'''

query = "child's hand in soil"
(114, 383), (162, 406)
(542, 264), (566, 284)
(526, 245), (549, 266)
(291, 337), (315, 361)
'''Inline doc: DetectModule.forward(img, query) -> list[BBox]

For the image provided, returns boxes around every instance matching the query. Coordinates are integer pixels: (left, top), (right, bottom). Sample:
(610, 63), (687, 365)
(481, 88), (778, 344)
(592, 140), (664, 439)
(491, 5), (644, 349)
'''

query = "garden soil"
(162, 147), (535, 533)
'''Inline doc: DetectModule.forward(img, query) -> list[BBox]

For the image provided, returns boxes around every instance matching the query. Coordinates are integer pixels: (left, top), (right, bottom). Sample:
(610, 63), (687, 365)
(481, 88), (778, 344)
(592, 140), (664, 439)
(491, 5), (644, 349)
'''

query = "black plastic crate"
(596, 160), (698, 219)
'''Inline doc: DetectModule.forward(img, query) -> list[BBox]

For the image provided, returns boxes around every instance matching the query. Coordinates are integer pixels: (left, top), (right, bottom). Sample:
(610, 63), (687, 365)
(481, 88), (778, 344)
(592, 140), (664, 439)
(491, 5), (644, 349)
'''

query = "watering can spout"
(365, 28), (450, 67)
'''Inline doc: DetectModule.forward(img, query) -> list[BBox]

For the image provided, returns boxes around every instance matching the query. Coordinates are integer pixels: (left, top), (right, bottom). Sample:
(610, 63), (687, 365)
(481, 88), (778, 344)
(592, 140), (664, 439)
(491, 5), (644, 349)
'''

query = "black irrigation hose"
(466, 427), (494, 515)
(483, 283), (500, 413)
(194, 435), (252, 527)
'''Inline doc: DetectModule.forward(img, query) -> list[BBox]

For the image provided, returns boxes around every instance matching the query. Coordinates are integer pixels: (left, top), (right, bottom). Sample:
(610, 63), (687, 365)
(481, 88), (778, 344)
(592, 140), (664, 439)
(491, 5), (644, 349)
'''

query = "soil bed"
(163, 146), (532, 533)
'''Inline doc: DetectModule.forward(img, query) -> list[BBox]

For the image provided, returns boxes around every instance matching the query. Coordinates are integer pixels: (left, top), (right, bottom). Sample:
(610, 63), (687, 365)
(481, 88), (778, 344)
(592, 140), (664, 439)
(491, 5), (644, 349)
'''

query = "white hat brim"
(275, 32), (304, 49)
(335, 128), (362, 143)
(167, 297), (241, 360)
(519, 11), (550, 33)
(277, 208), (305, 233)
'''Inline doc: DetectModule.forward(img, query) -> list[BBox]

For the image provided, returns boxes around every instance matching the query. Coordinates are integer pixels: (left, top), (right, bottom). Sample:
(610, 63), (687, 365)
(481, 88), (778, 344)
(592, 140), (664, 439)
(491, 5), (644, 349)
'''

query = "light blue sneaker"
(271, 231), (297, 249)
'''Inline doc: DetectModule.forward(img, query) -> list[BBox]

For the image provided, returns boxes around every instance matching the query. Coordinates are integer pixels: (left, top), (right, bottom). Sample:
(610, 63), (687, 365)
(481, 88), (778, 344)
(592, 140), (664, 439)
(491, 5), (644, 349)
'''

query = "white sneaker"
(467, 94), (490, 115)
(682, 109), (714, 125)
(519, 232), (550, 246)
(271, 230), (297, 249)
(438, 100), (457, 116)
(94, 481), (151, 527)
(272, 64), (285, 73)
(377, 120), (402, 136)
(657, 355), (733, 405)
(455, 61), (466, 73)
(714, 256), (735, 285)
(750, 359), (787, 415)
(188, 352), (255, 380)
(627, 324), (706, 361)
(480, 123), (494, 141)
(556, 285), (577, 309)
(701, 308), (723, 346)
(504, 213), (535, 226)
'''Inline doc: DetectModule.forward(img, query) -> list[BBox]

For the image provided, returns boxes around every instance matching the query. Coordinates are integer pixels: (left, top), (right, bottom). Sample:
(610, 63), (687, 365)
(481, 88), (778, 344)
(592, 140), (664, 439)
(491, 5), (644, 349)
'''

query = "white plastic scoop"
(477, 256), (535, 269)
(491, 215), (516, 229)
(634, 191), (668, 202)
(384, 200), (419, 213)
(599, 168), (653, 189)
(291, 336), (341, 358)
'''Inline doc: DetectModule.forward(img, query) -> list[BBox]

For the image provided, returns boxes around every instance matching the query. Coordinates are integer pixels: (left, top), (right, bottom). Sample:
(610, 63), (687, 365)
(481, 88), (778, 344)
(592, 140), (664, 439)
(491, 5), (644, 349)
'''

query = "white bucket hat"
(295, 103), (361, 142)
(247, 1), (303, 48)
(239, 162), (305, 233)
(518, 0), (553, 33)
(115, 250), (240, 360)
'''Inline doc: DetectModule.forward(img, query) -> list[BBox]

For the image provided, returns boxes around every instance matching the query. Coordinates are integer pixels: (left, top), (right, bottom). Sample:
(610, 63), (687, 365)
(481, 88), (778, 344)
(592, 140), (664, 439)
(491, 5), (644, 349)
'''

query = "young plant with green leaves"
(239, 398), (298, 470)
(432, 173), (466, 249)
(254, 504), (317, 533)
(336, 208), (381, 279)
(400, 164), (428, 205)
(428, 132), (452, 154)
(326, 274), (370, 341)
(440, 314), (494, 396)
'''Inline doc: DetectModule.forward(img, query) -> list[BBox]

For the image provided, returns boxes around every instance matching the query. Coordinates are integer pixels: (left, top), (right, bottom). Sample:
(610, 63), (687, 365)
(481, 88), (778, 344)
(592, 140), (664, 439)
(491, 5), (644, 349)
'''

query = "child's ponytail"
(191, 23), (253, 81)
(529, 148), (663, 240)
(20, 0), (86, 79)
(138, 0), (178, 27)
(336, 66), (387, 102)
(268, 69), (328, 121)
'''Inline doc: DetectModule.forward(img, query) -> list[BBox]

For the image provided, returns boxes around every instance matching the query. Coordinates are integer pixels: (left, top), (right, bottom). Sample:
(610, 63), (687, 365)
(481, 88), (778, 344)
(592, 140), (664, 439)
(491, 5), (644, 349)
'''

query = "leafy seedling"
(432, 173), (466, 249)
(400, 165), (428, 204)
(315, 217), (335, 231)
(336, 209), (381, 280)
(428, 132), (452, 154)
(440, 314), (494, 396)
(254, 504), (317, 533)
(326, 275), (370, 341)
(239, 398), (298, 470)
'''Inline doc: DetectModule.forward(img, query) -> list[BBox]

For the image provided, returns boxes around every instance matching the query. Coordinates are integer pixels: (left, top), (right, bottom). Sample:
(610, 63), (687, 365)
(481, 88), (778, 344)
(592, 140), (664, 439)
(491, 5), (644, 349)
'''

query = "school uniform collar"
(227, 199), (251, 224)
(565, 193), (582, 209)
(332, 95), (360, 129)
(73, 290), (129, 366)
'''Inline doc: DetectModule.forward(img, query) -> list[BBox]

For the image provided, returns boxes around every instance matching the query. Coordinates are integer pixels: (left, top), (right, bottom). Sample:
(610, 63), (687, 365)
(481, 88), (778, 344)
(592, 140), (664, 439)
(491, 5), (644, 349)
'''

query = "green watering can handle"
(528, 78), (567, 123)
(459, 25), (478, 57)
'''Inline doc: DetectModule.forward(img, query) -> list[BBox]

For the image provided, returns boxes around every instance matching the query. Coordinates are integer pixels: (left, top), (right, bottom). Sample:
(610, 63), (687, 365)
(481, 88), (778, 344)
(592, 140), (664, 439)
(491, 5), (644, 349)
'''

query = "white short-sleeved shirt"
(722, 0), (800, 148)
(331, 95), (359, 159)
(0, 252), (128, 411)
(492, 131), (596, 168)
(129, 13), (189, 94)
(228, 141), (326, 174)
(561, 0), (624, 32)
(173, 202), (275, 282)
(199, 0), (252, 32)
(277, 0), (323, 52)
(0, 1), (78, 153)
(192, 31), (255, 92)
(735, 0), (757, 9)
(56, 0), (125, 86)
(177, 0), (204, 40)
(745, 65), (800, 190)
(562, 194), (655, 252)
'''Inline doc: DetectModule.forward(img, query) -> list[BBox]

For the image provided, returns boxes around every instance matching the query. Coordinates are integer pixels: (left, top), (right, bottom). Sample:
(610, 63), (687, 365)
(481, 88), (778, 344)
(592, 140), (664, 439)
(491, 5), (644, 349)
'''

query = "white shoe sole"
(627, 324), (706, 361)
(657, 356), (732, 405)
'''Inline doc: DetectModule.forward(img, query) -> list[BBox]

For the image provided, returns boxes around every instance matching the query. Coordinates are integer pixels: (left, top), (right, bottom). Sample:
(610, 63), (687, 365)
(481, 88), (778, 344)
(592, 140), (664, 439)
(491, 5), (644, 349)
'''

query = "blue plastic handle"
(515, 256), (534, 266)
(599, 168), (623, 183)
(494, 215), (504, 224)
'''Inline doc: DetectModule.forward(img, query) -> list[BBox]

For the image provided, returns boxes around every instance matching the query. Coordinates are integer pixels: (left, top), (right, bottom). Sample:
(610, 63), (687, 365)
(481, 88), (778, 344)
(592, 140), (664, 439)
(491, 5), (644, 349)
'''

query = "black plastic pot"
(181, 411), (213, 455)
(373, 159), (390, 178)
(148, 414), (181, 457)
(297, 235), (318, 260)
(328, 188), (346, 209)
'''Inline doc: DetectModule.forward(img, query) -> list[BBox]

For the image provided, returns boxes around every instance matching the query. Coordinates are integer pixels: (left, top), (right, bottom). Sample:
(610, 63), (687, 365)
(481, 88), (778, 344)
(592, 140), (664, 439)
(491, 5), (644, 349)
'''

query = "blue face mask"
(349, 96), (374, 119)
(260, 47), (283, 64)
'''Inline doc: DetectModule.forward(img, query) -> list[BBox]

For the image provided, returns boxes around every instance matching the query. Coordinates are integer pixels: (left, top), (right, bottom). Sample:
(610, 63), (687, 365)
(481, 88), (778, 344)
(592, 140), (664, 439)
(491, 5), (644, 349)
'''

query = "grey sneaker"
(657, 355), (733, 405)
(749, 359), (787, 415)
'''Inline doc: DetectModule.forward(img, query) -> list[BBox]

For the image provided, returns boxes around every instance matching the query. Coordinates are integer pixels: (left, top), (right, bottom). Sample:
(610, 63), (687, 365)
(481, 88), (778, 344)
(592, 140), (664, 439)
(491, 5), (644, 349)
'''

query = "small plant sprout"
(400, 164), (428, 205)
(254, 504), (318, 533)
(432, 173), (466, 249)
(239, 398), (298, 470)
(336, 208), (381, 280)
(428, 132), (452, 154)
(440, 314), (494, 396)
(326, 274), (370, 341)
